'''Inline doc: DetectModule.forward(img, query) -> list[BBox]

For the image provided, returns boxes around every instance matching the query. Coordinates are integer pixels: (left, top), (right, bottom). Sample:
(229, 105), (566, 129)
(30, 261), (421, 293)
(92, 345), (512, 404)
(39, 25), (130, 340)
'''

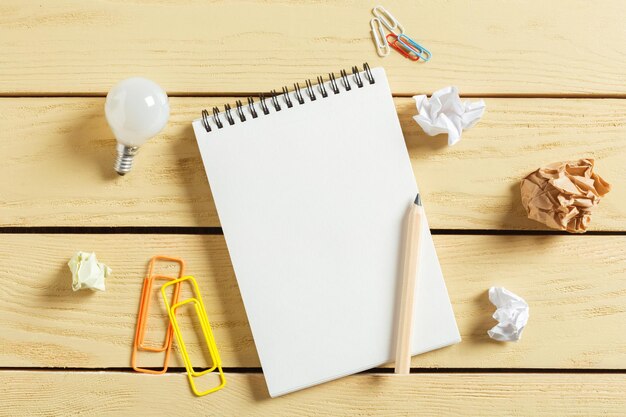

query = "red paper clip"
(386, 34), (419, 61)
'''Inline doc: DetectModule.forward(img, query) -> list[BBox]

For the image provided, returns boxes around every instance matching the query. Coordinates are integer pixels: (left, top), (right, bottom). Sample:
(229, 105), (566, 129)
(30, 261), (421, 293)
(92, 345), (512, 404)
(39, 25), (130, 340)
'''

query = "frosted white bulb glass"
(105, 77), (169, 175)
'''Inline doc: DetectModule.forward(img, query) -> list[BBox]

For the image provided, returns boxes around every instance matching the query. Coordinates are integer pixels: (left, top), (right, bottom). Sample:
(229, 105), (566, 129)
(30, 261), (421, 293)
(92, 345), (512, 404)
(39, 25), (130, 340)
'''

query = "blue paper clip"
(397, 34), (432, 62)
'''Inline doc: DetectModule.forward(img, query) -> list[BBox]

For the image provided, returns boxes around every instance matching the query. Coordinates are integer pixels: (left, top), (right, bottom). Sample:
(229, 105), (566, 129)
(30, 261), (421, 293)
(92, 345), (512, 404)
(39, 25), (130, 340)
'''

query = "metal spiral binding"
(352, 66), (363, 88)
(212, 107), (223, 129)
(224, 104), (235, 125)
(200, 63), (375, 133)
(305, 79), (316, 101)
(259, 94), (270, 115)
(247, 97), (258, 118)
(339, 69), (351, 91)
(293, 83), (305, 104)
(235, 100), (246, 122)
(316, 76), (328, 97)
(270, 90), (281, 111)
(201, 109), (211, 132)
(282, 86), (293, 107)
(328, 73), (339, 94)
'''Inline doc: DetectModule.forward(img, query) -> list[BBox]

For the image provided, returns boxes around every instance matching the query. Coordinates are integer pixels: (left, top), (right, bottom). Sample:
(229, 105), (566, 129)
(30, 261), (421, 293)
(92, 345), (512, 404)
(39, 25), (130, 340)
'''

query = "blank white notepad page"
(193, 67), (460, 397)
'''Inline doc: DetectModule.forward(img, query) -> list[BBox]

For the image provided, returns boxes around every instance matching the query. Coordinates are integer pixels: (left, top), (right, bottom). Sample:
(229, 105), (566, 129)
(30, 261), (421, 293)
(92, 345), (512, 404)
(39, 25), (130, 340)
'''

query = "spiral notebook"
(192, 65), (460, 397)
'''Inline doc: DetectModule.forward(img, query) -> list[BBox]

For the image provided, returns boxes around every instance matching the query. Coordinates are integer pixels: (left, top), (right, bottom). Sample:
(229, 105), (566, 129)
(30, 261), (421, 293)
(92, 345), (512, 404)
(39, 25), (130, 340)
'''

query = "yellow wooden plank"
(1, 1), (625, 95)
(1, 97), (624, 230)
(2, 371), (625, 416)
(1, 234), (624, 369)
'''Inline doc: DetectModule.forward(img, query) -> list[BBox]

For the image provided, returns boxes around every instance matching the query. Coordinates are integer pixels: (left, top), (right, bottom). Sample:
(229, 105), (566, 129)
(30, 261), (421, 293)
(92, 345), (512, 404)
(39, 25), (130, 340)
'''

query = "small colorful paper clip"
(397, 34), (432, 62)
(387, 34), (419, 62)
(371, 5), (432, 62)
(161, 275), (226, 396)
(370, 18), (390, 57)
(132, 256), (184, 374)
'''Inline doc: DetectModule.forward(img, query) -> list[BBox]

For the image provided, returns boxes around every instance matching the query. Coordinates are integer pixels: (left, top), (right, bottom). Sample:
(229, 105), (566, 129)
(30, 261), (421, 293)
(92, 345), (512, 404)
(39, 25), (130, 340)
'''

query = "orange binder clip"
(132, 255), (184, 374)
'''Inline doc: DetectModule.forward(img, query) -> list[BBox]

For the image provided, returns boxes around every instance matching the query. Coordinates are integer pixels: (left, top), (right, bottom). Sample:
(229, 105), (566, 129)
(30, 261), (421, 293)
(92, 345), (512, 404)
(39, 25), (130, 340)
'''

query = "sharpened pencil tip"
(414, 193), (422, 206)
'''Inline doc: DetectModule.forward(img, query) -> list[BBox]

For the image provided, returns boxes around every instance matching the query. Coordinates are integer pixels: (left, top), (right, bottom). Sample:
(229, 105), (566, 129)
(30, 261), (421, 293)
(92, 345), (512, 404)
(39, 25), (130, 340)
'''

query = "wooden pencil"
(394, 193), (424, 374)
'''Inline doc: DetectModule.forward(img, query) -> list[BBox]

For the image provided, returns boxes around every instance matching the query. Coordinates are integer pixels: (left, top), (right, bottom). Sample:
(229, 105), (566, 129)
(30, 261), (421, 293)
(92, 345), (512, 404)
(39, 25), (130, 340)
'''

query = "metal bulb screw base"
(114, 143), (139, 175)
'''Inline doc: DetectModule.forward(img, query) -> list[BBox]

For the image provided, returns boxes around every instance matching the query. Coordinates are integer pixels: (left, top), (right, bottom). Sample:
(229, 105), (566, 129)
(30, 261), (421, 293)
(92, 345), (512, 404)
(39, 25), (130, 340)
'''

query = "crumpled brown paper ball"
(520, 159), (611, 233)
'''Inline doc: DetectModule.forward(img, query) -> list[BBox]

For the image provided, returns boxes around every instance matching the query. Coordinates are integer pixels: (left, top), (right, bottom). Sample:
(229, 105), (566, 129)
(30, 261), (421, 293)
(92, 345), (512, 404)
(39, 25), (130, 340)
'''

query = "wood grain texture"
(2, 97), (624, 230)
(2, 371), (626, 416)
(0, 0), (625, 96)
(1, 234), (624, 369)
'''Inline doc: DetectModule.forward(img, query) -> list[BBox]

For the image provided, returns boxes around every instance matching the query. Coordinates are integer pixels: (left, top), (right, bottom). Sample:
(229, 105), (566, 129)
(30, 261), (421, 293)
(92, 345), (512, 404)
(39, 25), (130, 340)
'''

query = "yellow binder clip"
(161, 275), (226, 396)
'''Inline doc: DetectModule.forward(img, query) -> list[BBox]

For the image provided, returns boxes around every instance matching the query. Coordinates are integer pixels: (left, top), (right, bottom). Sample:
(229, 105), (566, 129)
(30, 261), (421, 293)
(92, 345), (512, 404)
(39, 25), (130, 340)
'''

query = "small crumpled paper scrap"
(68, 251), (112, 292)
(520, 158), (611, 233)
(488, 287), (529, 342)
(413, 86), (486, 146)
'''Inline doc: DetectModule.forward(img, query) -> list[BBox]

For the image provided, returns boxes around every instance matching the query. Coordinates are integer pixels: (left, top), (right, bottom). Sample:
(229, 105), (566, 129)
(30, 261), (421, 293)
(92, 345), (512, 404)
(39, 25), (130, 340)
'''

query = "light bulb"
(105, 77), (169, 175)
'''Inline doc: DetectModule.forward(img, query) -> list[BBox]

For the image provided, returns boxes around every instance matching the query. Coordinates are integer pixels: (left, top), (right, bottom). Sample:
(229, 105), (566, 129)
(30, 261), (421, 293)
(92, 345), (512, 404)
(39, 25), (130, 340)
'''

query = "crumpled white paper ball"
(487, 287), (529, 342)
(68, 251), (112, 292)
(413, 86), (486, 146)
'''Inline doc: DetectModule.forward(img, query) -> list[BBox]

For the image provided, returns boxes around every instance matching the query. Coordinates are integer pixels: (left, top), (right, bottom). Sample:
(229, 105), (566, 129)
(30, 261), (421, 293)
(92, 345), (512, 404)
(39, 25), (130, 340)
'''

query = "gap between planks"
(2, 93), (626, 99)
(1, 227), (625, 236)
(2, 367), (626, 374)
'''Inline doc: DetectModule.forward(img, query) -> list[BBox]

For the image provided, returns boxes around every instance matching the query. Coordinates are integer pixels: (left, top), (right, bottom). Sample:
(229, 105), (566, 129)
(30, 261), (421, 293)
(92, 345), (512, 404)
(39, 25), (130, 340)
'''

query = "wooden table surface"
(1, 1), (625, 415)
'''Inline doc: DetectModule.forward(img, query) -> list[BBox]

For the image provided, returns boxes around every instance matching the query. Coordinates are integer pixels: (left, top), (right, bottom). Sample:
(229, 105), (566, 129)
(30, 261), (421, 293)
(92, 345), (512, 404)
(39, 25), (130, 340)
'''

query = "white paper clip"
(370, 18), (390, 57)
(372, 5), (404, 35)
